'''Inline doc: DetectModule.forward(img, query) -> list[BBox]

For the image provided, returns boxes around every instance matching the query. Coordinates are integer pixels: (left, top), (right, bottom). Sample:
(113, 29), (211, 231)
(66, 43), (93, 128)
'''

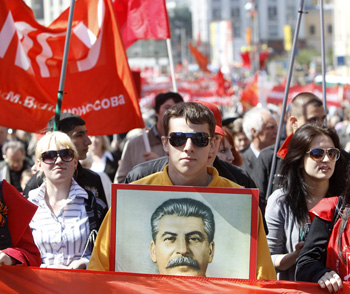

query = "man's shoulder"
(213, 158), (256, 188)
(131, 170), (164, 185)
(125, 156), (168, 183)
(78, 164), (101, 180)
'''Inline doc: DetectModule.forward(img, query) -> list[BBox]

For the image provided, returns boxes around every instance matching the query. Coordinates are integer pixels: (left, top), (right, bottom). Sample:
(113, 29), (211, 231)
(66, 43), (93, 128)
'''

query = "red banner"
(112, 0), (170, 49)
(1, 266), (350, 293)
(0, 0), (144, 135)
(267, 83), (341, 107)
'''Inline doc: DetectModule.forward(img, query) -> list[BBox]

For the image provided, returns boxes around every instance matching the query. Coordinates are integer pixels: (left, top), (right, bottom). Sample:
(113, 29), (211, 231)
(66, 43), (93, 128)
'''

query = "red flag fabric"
(112, 0), (171, 49)
(188, 44), (210, 73)
(241, 74), (259, 109)
(0, 0), (144, 135)
(1, 266), (350, 294)
(214, 69), (231, 97)
(240, 50), (251, 69)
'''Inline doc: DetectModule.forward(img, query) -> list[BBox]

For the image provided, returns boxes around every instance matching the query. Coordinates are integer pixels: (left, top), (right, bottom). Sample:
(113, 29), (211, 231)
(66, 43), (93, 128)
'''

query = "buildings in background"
(22, 0), (350, 77)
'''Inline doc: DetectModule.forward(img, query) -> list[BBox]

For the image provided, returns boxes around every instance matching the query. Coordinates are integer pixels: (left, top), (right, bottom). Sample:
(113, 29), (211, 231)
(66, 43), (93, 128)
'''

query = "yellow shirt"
(88, 166), (276, 280)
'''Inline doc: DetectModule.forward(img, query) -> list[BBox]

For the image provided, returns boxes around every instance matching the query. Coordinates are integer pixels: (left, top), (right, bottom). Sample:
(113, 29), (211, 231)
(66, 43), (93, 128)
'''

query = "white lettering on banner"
(76, 0), (104, 72)
(0, 1), (104, 77)
(0, 13), (15, 58)
(0, 89), (126, 115)
(14, 21), (36, 70)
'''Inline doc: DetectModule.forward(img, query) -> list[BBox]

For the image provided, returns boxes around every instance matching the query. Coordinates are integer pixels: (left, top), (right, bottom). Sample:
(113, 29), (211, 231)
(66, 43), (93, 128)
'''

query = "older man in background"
(241, 107), (277, 176)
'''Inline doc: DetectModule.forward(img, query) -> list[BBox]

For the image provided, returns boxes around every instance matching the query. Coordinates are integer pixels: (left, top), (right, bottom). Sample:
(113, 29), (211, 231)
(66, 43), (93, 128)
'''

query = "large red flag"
(0, 0), (144, 135)
(112, 0), (171, 49)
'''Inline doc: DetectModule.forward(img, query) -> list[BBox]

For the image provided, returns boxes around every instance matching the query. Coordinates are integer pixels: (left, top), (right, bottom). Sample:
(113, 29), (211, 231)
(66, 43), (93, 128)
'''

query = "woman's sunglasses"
(41, 149), (75, 164)
(167, 132), (210, 147)
(306, 148), (340, 162)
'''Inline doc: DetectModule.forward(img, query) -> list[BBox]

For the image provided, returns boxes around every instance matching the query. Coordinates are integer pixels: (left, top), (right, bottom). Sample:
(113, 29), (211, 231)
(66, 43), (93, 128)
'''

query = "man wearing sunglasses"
(124, 101), (256, 189)
(23, 113), (107, 206)
(88, 102), (276, 280)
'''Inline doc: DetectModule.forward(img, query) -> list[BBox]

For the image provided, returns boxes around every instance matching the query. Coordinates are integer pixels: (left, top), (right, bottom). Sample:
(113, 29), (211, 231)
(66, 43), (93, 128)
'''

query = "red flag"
(241, 74), (259, 109)
(240, 49), (251, 69)
(214, 69), (231, 97)
(188, 44), (210, 73)
(112, 0), (171, 49)
(0, 0), (144, 135)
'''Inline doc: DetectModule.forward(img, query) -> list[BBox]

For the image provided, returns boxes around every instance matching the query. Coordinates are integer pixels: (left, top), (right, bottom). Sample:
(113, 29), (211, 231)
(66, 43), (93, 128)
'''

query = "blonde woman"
(28, 131), (107, 269)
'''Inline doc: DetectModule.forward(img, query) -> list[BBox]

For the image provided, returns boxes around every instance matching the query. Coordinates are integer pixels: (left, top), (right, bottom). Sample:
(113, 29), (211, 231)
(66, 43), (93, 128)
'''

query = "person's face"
(162, 117), (215, 185)
(234, 132), (249, 152)
(255, 112), (277, 149)
(150, 215), (214, 276)
(291, 105), (326, 132)
(89, 136), (103, 153)
(39, 141), (77, 184)
(4, 148), (25, 171)
(302, 135), (337, 183)
(156, 99), (178, 136)
(217, 137), (234, 163)
(66, 125), (91, 160)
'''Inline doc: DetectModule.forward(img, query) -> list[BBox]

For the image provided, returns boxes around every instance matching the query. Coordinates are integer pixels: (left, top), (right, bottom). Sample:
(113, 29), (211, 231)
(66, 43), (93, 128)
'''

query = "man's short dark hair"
(290, 92), (323, 118)
(46, 113), (85, 134)
(163, 102), (216, 137)
(155, 92), (184, 114)
(151, 198), (215, 243)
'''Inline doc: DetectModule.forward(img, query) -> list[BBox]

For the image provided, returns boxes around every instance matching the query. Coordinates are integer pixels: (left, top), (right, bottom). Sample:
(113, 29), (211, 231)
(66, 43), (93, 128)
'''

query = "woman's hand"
(68, 259), (86, 270)
(318, 271), (343, 293)
(0, 250), (15, 266)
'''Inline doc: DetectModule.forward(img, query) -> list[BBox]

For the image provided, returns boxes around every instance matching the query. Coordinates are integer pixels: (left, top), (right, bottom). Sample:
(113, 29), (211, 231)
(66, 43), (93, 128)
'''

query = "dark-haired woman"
(295, 160), (350, 292)
(265, 124), (346, 280)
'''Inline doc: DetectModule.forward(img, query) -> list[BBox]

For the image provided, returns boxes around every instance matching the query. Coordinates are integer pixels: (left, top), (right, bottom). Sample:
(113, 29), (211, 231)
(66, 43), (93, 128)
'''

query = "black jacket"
(125, 156), (256, 188)
(295, 215), (333, 282)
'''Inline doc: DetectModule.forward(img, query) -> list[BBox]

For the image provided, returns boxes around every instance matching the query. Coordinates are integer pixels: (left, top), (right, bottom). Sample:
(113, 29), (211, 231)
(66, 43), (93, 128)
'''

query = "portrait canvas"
(110, 184), (259, 279)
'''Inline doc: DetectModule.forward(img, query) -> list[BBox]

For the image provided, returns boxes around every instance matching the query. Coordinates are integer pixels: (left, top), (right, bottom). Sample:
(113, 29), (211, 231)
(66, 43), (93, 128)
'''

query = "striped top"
(28, 179), (91, 268)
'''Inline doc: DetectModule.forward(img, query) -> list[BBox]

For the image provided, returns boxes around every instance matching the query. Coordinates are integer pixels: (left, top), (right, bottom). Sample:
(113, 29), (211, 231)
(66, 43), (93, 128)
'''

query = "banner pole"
(319, 0), (327, 125)
(53, 0), (76, 131)
(166, 38), (178, 92)
(266, 0), (306, 200)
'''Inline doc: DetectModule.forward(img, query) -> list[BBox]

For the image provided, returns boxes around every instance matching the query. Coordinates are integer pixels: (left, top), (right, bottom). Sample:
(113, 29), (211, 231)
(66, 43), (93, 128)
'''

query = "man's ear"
(251, 128), (257, 137)
(208, 242), (215, 263)
(209, 137), (216, 155)
(289, 116), (298, 131)
(150, 241), (157, 263)
(162, 136), (169, 153)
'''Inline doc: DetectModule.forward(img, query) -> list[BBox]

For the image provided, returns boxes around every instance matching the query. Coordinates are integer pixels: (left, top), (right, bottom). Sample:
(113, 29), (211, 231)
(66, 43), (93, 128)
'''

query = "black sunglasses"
(167, 132), (210, 147)
(306, 148), (340, 162)
(41, 149), (75, 164)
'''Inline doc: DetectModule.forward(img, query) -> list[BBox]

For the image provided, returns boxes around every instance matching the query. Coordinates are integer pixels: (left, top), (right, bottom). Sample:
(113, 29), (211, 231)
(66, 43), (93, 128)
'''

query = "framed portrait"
(110, 184), (259, 279)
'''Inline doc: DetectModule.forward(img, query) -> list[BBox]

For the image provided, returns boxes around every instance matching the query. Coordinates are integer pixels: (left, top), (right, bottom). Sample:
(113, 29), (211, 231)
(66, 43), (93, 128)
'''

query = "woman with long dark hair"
(265, 124), (346, 280)
(295, 151), (350, 292)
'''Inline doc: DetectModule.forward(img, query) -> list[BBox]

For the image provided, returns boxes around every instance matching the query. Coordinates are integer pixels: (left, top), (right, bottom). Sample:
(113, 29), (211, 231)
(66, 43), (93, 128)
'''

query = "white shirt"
(28, 179), (91, 267)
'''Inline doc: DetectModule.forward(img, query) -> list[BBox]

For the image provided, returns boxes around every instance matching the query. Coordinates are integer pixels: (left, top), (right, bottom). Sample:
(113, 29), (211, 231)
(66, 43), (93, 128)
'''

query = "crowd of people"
(2, 91), (350, 292)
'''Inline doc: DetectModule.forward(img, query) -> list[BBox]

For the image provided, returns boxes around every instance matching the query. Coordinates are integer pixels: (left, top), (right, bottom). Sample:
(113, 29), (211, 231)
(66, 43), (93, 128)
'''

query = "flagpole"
(319, 0), (327, 125)
(266, 0), (306, 200)
(166, 39), (178, 92)
(53, 0), (76, 131)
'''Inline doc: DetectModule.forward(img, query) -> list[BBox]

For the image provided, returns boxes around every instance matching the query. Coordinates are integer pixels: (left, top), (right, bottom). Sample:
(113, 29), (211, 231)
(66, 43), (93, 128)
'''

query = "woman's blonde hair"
(35, 131), (78, 161)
